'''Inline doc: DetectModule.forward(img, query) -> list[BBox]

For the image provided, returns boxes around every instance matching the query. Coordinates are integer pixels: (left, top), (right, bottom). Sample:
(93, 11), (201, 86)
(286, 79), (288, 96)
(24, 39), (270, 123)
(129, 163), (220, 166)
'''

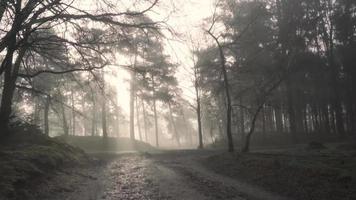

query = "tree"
(0, 0), (160, 132)
(205, 6), (234, 152)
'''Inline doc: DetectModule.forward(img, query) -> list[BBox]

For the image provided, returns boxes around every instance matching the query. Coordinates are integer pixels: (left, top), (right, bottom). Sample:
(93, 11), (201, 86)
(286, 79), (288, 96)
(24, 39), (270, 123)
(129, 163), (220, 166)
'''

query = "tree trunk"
(71, 90), (76, 136)
(262, 105), (266, 139)
(153, 98), (159, 147)
(328, 5), (345, 137)
(136, 96), (143, 141)
(91, 98), (96, 137)
(275, 105), (283, 133)
(116, 104), (121, 138)
(44, 96), (50, 136)
(0, 44), (26, 132)
(151, 74), (159, 147)
(181, 108), (193, 146)
(130, 71), (135, 140)
(209, 122), (215, 144)
(102, 98), (107, 138)
(141, 99), (148, 142)
(196, 92), (203, 149)
(242, 104), (265, 153)
(61, 103), (69, 136)
(207, 30), (234, 152)
(239, 98), (246, 141)
(286, 81), (297, 137)
(168, 102), (180, 147)
(33, 97), (40, 124)
(81, 97), (87, 136)
(194, 64), (204, 149)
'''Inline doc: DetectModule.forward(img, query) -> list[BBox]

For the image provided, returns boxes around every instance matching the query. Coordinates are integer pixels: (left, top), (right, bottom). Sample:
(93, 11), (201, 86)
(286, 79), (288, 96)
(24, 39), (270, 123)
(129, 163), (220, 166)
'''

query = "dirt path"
(35, 151), (289, 200)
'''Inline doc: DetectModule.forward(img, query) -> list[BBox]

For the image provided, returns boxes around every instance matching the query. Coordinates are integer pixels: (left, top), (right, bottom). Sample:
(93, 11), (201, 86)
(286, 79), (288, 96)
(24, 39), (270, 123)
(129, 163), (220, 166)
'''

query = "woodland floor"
(3, 142), (356, 200)
(28, 150), (288, 200)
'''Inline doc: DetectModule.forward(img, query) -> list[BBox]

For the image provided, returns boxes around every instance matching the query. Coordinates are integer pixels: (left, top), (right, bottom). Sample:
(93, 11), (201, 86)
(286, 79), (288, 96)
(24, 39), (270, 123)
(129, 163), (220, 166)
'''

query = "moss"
(0, 131), (88, 200)
(201, 152), (356, 200)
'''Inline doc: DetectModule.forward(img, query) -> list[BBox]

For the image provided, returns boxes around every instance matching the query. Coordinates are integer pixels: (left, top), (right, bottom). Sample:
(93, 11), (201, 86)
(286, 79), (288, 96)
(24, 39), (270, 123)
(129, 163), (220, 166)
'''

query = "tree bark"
(136, 96), (143, 141)
(0, 44), (26, 132)
(168, 102), (180, 147)
(102, 98), (107, 138)
(153, 98), (159, 147)
(193, 61), (204, 149)
(181, 108), (193, 146)
(242, 103), (264, 153)
(91, 97), (97, 137)
(196, 89), (203, 149)
(207, 30), (234, 152)
(71, 90), (76, 136)
(152, 75), (159, 147)
(275, 105), (283, 133)
(141, 99), (148, 142)
(116, 104), (121, 138)
(61, 102), (69, 136)
(130, 71), (135, 140)
(44, 96), (50, 136)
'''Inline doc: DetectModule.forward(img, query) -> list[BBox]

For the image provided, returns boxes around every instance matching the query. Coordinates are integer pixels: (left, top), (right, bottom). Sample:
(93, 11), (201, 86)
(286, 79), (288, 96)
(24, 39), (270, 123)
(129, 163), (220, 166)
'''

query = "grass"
(200, 142), (356, 200)
(0, 129), (89, 200)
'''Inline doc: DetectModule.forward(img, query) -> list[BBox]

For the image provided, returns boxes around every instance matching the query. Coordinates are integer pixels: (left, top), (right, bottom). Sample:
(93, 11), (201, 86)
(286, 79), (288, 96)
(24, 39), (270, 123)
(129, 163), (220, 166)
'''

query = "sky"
(112, 0), (216, 114)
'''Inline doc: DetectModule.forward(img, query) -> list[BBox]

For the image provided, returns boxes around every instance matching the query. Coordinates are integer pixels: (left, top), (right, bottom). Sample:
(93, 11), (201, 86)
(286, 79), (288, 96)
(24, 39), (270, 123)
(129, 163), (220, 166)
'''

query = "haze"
(0, 0), (355, 200)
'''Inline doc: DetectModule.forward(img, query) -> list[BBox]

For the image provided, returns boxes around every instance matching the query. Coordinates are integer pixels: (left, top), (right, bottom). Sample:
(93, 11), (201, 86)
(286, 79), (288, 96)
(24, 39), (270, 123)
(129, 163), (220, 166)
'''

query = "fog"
(1, 0), (356, 199)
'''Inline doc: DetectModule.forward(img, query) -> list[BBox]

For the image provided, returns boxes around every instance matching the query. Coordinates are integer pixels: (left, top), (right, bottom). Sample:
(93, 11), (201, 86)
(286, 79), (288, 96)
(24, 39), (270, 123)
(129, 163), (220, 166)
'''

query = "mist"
(0, 0), (355, 200)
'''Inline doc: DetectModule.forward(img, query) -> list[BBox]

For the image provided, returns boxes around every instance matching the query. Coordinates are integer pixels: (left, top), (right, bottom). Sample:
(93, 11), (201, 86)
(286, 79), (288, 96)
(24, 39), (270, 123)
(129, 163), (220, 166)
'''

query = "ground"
(1, 132), (355, 200)
(30, 151), (289, 200)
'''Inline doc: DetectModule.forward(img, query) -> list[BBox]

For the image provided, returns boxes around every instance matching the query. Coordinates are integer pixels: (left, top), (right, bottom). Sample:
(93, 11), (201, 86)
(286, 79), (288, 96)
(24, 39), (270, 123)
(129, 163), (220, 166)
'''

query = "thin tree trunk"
(81, 97), (87, 136)
(193, 62), (204, 149)
(61, 103), (69, 136)
(209, 122), (215, 144)
(242, 78), (284, 152)
(141, 99), (148, 142)
(151, 74), (159, 147)
(102, 98), (107, 138)
(207, 30), (234, 152)
(275, 105), (283, 133)
(91, 98), (96, 137)
(136, 96), (143, 141)
(262, 105), (266, 139)
(116, 104), (121, 138)
(196, 90), (203, 149)
(44, 96), (50, 136)
(168, 102), (180, 147)
(242, 103), (265, 153)
(71, 90), (76, 136)
(181, 108), (193, 146)
(153, 98), (159, 147)
(130, 71), (135, 140)
(239, 98), (245, 141)
(33, 97), (40, 124)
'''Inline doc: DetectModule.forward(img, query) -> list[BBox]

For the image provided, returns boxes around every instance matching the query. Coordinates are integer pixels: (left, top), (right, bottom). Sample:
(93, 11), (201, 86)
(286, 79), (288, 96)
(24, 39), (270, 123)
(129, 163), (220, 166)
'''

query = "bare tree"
(206, 12), (234, 152)
(0, 0), (161, 131)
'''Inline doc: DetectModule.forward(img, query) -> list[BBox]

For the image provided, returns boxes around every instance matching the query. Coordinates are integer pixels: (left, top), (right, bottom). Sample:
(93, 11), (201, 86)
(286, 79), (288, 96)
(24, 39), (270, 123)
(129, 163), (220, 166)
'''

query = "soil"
(4, 143), (355, 200)
(26, 151), (288, 200)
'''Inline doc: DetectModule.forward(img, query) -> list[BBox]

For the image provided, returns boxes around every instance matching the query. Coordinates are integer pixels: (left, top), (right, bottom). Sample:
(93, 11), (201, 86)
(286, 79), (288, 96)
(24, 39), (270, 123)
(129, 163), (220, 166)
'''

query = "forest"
(0, 0), (355, 200)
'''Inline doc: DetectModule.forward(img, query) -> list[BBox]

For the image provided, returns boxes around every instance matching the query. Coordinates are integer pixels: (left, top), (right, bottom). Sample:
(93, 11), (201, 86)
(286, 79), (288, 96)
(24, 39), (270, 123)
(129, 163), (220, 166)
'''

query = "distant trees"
(134, 35), (179, 147)
(197, 0), (356, 152)
(0, 0), (160, 135)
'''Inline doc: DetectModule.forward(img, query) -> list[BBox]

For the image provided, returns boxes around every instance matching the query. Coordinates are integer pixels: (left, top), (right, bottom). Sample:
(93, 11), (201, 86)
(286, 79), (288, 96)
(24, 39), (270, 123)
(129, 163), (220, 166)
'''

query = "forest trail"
(36, 151), (289, 200)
